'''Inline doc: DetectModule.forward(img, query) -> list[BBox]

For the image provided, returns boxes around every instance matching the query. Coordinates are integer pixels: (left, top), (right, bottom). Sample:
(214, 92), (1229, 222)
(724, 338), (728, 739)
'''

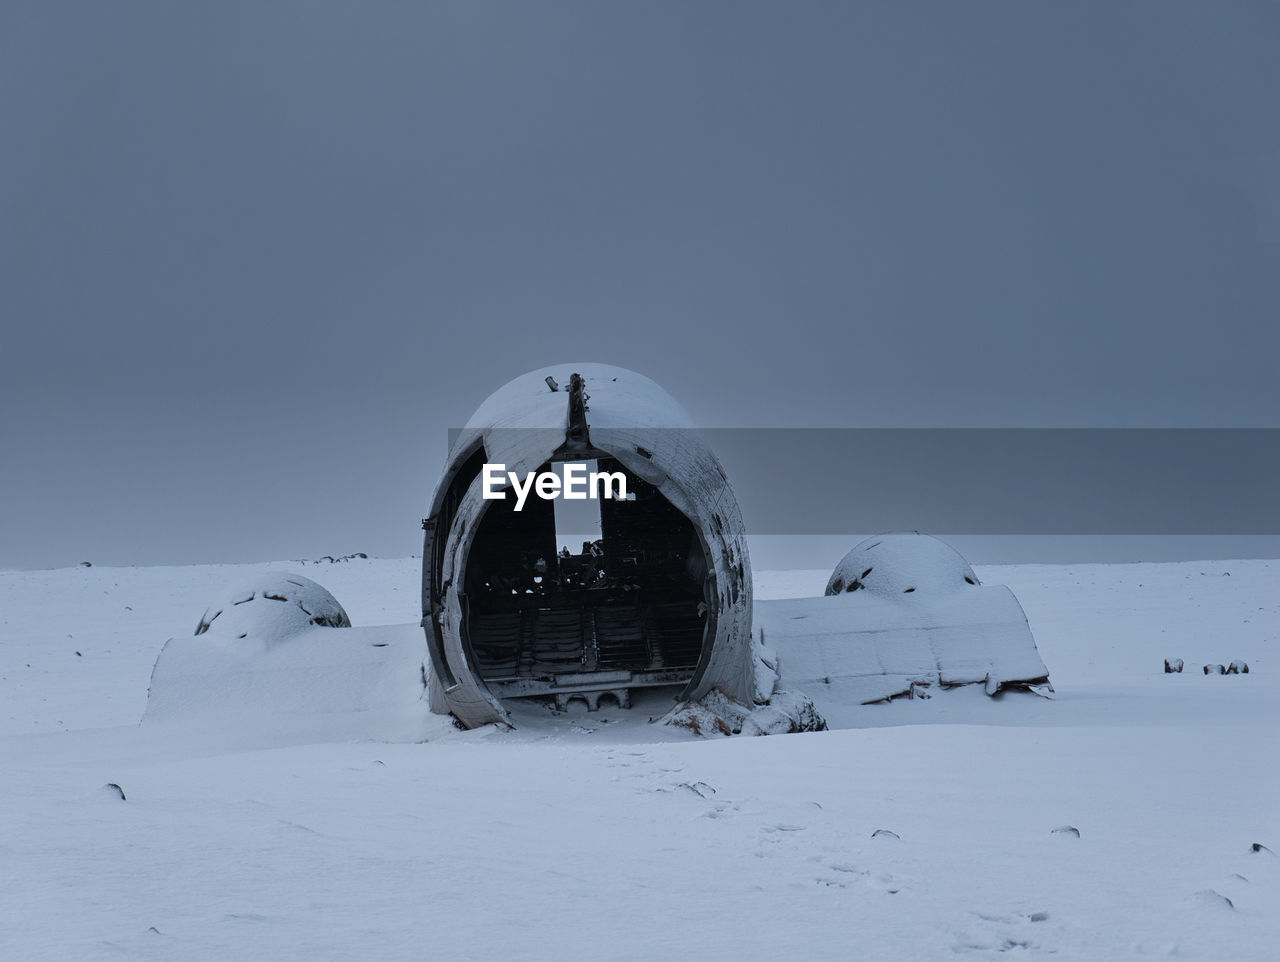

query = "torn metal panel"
(422, 363), (755, 729)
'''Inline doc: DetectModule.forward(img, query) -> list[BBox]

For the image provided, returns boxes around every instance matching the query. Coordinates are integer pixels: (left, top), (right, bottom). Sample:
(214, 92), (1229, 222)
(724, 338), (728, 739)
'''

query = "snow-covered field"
(1, 557), (1276, 960)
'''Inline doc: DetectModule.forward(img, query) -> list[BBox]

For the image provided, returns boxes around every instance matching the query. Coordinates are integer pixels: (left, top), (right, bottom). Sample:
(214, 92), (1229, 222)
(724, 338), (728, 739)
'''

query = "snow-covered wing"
(143, 623), (432, 742)
(755, 585), (1050, 707)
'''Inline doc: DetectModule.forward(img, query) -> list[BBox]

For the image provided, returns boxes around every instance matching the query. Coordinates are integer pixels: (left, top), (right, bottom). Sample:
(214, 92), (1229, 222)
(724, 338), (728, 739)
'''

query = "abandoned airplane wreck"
(421, 363), (758, 730)
(144, 362), (1051, 738)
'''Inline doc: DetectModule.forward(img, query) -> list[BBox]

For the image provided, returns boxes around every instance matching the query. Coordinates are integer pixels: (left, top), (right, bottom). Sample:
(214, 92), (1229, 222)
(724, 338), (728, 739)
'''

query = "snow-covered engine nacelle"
(421, 364), (755, 729)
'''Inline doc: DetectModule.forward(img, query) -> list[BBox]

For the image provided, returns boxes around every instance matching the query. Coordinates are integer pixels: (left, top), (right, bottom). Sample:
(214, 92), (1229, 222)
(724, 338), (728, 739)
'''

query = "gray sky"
(2, 1), (1278, 570)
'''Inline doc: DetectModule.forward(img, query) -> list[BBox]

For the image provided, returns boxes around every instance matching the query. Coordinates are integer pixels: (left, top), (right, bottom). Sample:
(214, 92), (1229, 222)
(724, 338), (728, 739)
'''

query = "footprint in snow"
(877, 872), (903, 894)
(760, 823), (806, 834)
(953, 933), (1038, 954)
(810, 868), (869, 890)
(700, 800), (741, 819)
(825, 860), (865, 877)
(811, 860), (897, 893)
(605, 751), (657, 770)
(954, 912), (1049, 955)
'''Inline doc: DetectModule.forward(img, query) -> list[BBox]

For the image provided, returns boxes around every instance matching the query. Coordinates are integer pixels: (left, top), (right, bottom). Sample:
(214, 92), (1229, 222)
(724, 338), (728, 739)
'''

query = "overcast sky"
(2, 1), (1277, 570)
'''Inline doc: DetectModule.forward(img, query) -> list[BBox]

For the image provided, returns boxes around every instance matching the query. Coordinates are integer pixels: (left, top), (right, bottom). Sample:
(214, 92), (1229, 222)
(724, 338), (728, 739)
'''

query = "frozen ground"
(1, 557), (1276, 960)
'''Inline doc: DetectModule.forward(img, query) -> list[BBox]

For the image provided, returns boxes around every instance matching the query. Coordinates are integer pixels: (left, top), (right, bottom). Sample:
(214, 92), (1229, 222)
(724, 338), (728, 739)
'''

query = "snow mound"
(194, 571), (351, 644)
(826, 533), (979, 597)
